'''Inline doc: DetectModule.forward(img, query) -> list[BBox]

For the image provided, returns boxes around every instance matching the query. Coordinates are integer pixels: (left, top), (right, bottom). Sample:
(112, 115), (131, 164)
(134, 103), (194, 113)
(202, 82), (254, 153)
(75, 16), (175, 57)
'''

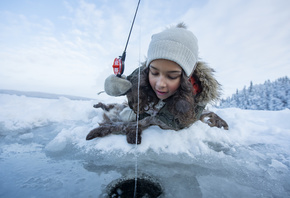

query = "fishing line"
(125, 0), (142, 197)
(110, 0), (142, 196)
(133, 22), (142, 198)
(133, 61), (140, 197)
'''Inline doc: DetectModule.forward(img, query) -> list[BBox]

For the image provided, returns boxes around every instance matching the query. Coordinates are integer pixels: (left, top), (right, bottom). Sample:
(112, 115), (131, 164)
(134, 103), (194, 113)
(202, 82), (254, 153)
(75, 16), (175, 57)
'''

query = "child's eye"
(150, 69), (159, 76)
(168, 75), (180, 80)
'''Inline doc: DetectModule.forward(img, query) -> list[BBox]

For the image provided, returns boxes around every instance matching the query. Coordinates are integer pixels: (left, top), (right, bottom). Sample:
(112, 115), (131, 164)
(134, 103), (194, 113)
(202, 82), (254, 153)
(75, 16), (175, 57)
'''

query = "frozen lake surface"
(0, 92), (289, 197)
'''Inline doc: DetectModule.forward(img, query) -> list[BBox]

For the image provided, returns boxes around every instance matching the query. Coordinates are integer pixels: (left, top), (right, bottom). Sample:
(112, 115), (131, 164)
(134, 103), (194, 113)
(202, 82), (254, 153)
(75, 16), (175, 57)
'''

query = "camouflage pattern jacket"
(125, 61), (221, 130)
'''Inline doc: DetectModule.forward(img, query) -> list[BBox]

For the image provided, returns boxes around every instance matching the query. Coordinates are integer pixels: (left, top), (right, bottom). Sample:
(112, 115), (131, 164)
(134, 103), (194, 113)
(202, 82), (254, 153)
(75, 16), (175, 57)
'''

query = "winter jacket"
(125, 61), (221, 130)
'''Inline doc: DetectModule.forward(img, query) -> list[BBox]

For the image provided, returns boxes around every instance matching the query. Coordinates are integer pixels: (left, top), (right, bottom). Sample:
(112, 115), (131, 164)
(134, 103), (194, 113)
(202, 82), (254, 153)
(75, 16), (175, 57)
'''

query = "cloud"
(0, 0), (290, 98)
(180, 0), (290, 96)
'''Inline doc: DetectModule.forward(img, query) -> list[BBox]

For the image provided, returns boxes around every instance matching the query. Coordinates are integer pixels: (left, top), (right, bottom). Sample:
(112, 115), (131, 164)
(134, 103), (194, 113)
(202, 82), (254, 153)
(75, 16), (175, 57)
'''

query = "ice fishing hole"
(107, 176), (163, 198)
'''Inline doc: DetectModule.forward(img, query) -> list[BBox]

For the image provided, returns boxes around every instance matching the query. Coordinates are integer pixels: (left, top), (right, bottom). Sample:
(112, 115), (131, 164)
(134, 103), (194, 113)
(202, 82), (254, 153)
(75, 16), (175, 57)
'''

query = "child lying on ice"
(86, 23), (228, 144)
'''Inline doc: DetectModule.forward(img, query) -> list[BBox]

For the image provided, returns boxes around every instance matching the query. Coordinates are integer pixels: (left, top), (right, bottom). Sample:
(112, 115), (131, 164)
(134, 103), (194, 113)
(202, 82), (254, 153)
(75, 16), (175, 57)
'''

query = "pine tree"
(218, 76), (290, 111)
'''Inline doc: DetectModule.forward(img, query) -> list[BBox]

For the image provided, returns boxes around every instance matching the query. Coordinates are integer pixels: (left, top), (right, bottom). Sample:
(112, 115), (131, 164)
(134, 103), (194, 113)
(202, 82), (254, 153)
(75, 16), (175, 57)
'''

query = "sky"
(0, 0), (290, 99)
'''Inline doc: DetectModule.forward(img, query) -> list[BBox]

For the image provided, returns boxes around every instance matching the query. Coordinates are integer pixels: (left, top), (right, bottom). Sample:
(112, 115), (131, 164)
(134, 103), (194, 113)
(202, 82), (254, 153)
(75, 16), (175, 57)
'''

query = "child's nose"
(156, 76), (166, 88)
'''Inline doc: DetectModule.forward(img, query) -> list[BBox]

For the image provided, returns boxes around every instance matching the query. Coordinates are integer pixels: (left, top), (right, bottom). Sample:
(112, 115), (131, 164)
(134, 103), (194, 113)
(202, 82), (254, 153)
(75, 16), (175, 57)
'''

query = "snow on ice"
(0, 92), (289, 197)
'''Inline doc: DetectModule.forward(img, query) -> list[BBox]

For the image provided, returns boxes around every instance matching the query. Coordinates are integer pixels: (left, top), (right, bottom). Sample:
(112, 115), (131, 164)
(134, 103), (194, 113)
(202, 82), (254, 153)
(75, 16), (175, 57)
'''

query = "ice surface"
(0, 93), (290, 197)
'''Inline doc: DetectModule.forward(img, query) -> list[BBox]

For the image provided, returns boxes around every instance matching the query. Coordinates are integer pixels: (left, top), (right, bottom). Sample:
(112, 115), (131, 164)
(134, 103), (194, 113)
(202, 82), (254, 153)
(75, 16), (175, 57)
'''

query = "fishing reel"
(112, 57), (124, 77)
(112, 52), (126, 77)
(111, 0), (140, 78)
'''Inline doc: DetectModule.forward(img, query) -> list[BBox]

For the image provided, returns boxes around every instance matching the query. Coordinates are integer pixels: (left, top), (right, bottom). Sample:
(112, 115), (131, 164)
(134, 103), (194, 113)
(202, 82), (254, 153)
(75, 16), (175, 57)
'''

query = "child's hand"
(200, 111), (229, 130)
(86, 121), (142, 144)
(86, 125), (113, 140)
(126, 126), (142, 144)
(104, 74), (132, 96)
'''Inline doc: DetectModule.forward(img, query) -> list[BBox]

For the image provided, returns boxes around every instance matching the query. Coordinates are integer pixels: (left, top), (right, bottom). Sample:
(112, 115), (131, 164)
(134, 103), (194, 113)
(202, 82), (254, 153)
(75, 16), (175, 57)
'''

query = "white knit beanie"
(146, 24), (198, 77)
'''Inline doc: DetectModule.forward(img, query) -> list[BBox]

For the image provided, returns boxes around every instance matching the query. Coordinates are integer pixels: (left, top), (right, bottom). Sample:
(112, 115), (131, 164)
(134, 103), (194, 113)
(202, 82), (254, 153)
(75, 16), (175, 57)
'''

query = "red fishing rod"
(112, 0), (141, 77)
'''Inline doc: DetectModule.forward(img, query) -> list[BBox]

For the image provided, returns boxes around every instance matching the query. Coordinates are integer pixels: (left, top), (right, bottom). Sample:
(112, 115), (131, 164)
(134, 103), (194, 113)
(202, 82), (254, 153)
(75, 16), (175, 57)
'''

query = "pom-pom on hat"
(146, 23), (199, 77)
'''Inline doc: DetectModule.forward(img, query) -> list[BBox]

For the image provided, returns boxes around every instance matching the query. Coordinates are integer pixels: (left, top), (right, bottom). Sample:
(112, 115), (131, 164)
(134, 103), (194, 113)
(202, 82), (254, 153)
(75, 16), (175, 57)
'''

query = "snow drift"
(0, 92), (289, 197)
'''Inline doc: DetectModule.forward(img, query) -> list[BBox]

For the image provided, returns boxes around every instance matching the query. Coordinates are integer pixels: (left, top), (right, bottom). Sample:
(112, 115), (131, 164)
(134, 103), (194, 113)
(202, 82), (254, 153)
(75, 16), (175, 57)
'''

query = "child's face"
(149, 59), (182, 100)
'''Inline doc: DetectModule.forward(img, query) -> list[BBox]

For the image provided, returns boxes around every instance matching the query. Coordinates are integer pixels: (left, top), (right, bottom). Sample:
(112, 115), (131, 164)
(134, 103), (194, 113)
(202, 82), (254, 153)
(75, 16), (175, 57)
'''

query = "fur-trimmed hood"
(144, 22), (221, 105)
(193, 61), (221, 105)
(139, 60), (221, 105)
(126, 60), (221, 129)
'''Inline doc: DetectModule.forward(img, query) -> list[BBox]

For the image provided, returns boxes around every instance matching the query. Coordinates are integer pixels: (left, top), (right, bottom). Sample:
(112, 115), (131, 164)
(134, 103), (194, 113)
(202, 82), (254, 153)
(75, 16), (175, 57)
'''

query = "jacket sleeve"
(195, 105), (206, 120)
